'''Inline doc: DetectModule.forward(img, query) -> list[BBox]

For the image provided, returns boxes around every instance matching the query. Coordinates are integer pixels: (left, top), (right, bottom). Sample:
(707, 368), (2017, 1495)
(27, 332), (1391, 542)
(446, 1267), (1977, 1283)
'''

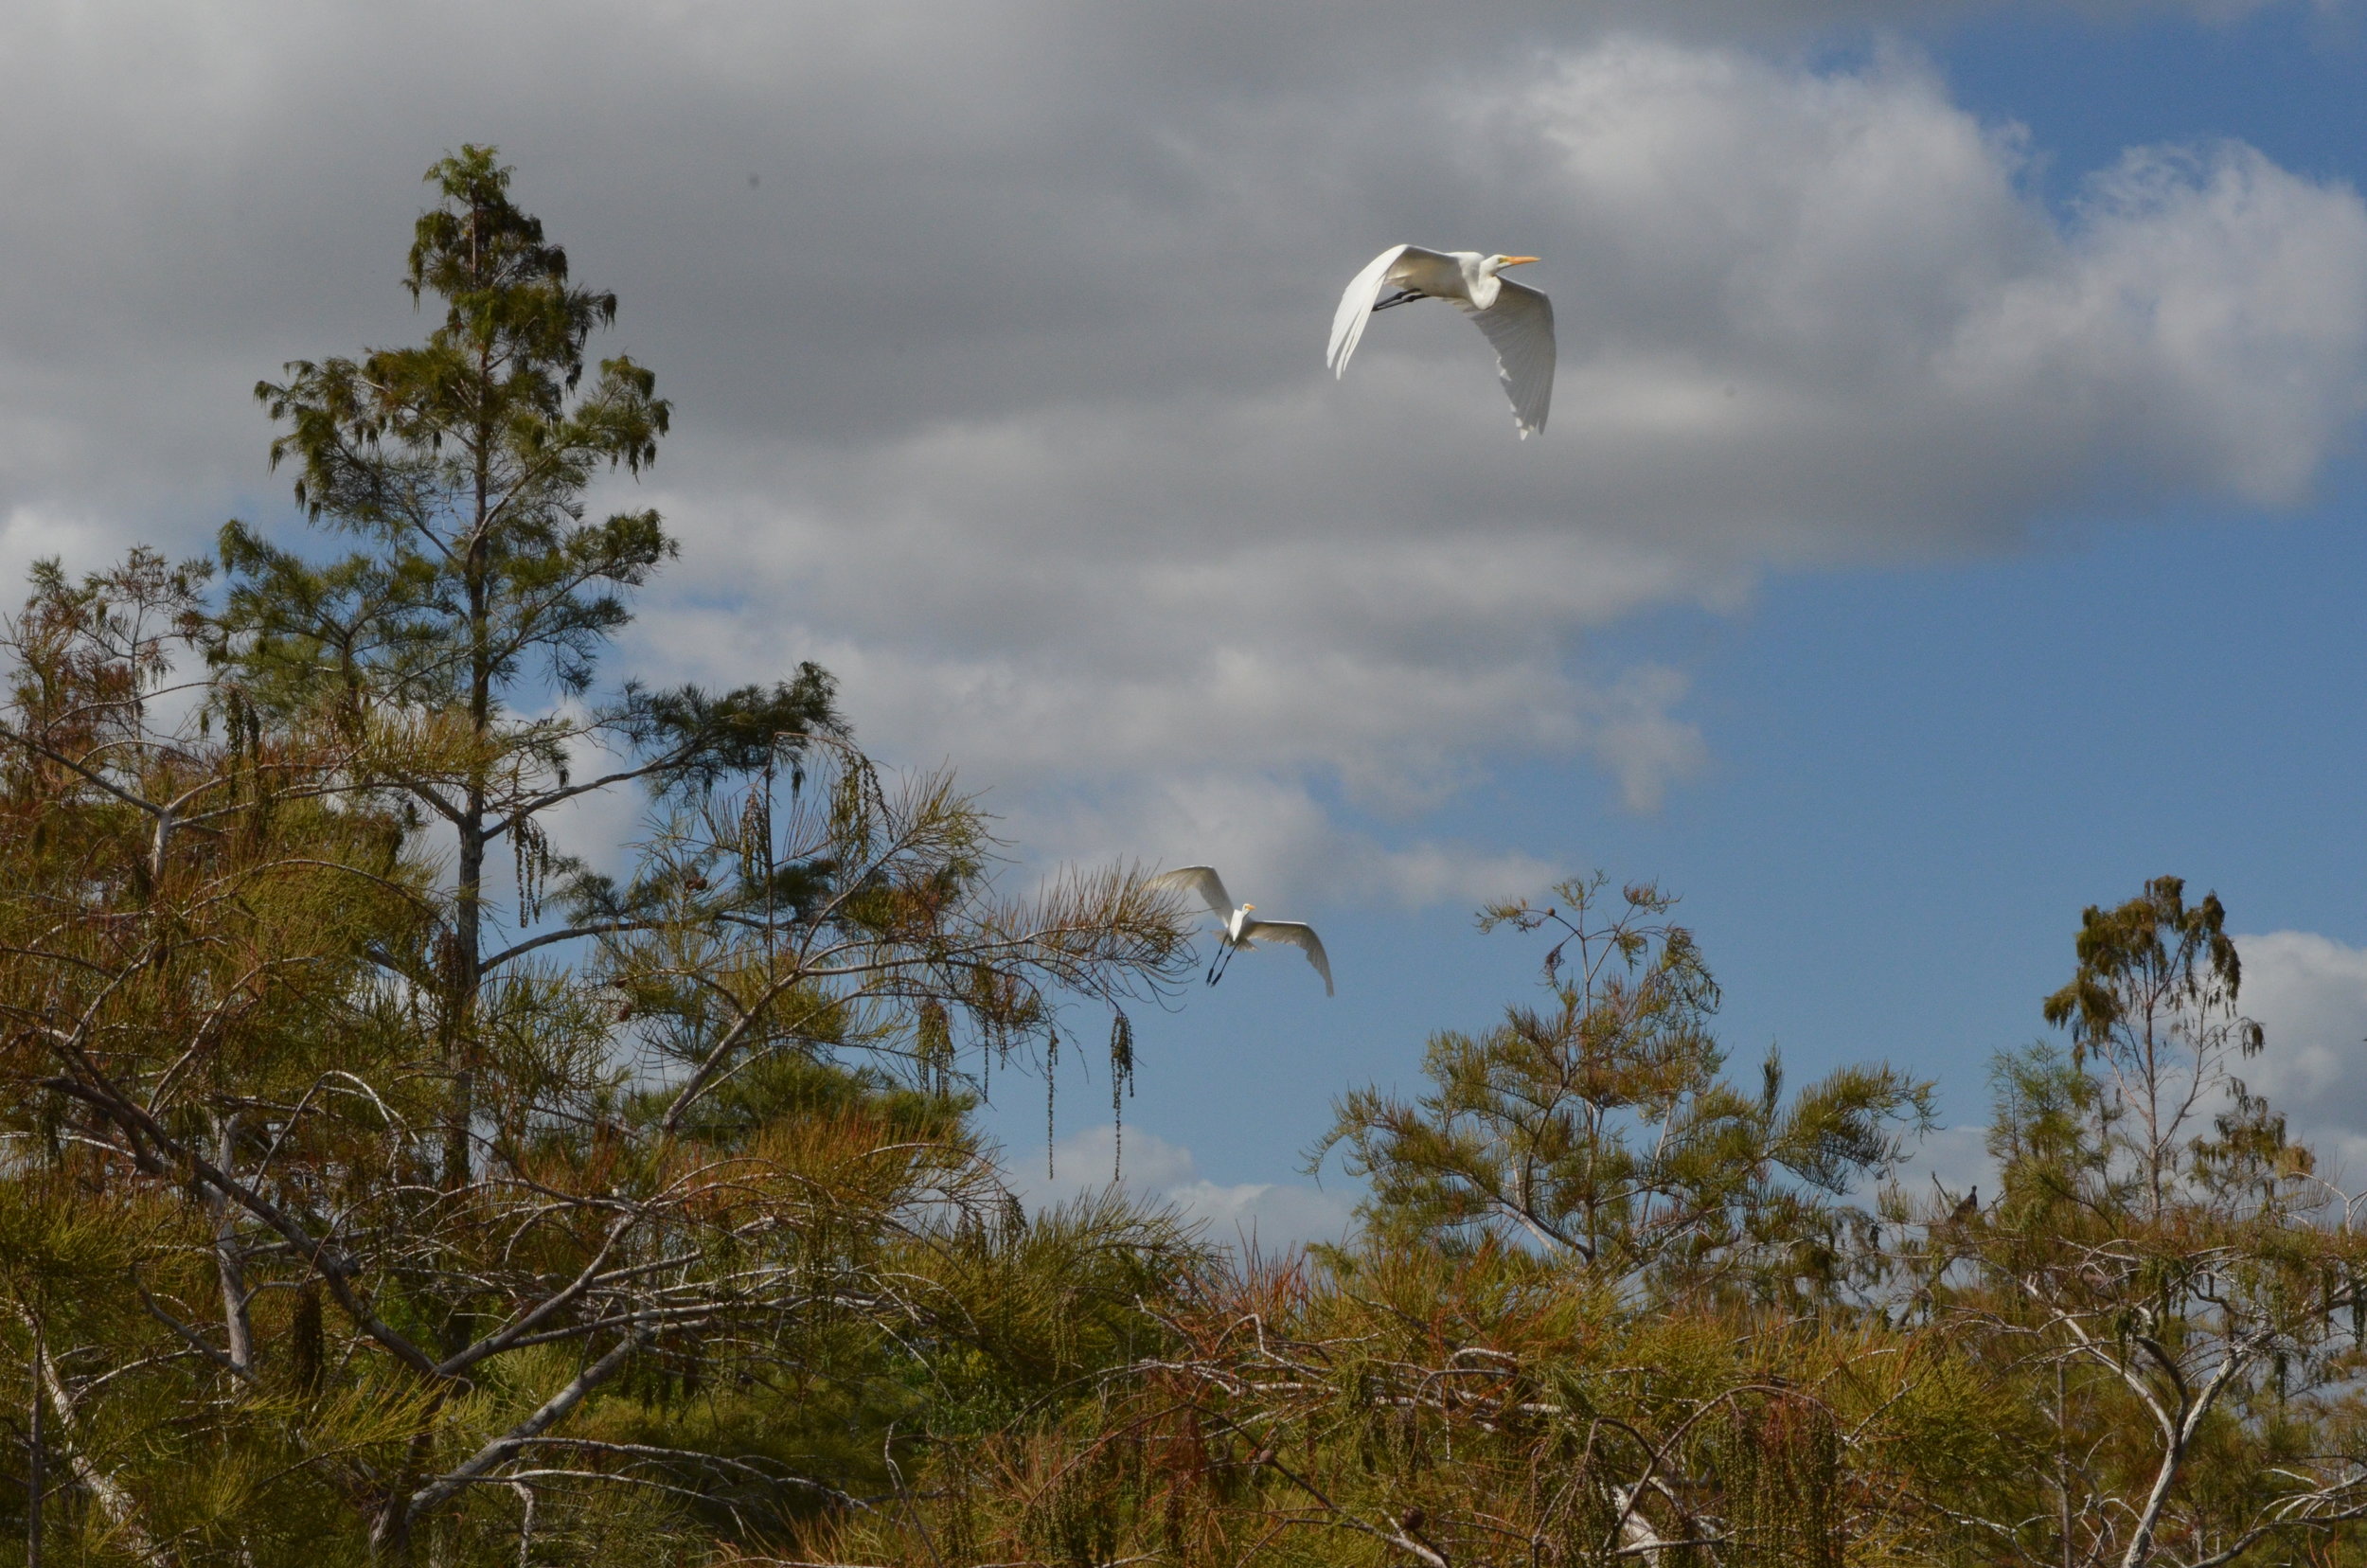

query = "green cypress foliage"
(215, 145), (838, 1186)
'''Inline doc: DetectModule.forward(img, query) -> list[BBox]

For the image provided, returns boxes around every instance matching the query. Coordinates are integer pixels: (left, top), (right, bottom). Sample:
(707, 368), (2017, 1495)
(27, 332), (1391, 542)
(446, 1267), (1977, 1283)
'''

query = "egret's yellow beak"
(1500, 256), (1540, 267)
(1243, 904), (1255, 912)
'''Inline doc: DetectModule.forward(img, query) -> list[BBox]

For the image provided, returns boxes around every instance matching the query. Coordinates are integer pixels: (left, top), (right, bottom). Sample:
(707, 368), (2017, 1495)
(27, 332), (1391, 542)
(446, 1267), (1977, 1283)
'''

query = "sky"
(3, 0), (2365, 1243)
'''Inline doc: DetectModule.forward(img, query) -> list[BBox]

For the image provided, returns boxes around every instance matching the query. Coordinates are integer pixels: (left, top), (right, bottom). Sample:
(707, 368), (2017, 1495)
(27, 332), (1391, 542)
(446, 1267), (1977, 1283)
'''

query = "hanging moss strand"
(1110, 1008), (1135, 1180)
(1046, 1028), (1059, 1181)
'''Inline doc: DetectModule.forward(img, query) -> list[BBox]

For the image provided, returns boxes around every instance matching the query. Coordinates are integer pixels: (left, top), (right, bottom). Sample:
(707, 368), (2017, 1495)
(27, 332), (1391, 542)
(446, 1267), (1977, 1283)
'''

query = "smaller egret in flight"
(1148, 865), (1334, 996)
(1327, 245), (1556, 437)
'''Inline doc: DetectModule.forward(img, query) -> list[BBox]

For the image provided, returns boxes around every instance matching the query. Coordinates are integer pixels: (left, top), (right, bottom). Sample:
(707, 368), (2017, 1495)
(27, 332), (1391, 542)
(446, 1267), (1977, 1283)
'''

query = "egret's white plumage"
(1327, 245), (1556, 438)
(1148, 864), (1334, 996)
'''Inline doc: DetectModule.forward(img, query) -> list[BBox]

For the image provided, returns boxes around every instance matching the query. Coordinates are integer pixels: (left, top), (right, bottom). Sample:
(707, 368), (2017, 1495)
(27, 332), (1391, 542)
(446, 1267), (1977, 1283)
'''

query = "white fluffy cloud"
(2234, 932), (2367, 1184)
(0, 8), (2361, 903)
(634, 38), (2367, 894)
(1014, 1124), (1357, 1252)
(1869, 934), (2367, 1203)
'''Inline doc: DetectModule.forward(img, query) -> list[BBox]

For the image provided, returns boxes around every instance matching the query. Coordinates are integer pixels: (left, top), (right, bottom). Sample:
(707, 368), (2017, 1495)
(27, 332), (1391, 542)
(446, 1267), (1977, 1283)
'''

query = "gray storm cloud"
(0, 3), (2361, 903)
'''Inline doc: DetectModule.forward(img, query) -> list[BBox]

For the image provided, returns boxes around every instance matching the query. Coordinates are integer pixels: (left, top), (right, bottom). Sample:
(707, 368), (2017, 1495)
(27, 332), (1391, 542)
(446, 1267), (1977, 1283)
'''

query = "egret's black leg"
(1210, 944), (1236, 987)
(1371, 289), (1424, 312)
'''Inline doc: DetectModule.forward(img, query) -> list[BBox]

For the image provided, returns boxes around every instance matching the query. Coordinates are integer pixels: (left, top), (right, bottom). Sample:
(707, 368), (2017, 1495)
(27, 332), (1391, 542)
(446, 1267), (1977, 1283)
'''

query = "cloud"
(0, 9), (2361, 900)
(1867, 933), (2367, 1204)
(621, 38), (2366, 879)
(1013, 1123), (1358, 1252)
(1881, 1123), (1998, 1206)
(989, 771), (1566, 911)
(2234, 931), (2367, 1184)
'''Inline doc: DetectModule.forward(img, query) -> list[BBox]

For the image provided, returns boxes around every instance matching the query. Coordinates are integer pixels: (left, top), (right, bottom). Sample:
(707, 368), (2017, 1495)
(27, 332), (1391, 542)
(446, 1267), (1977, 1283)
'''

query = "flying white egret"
(1327, 246), (1556, 437)
(1147, 865), (1334, 996)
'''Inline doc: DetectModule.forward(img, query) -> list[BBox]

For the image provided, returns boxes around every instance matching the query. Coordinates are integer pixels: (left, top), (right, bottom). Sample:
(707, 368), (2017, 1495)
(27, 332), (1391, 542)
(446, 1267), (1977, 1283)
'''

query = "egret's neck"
(1464, 256), (1513, 311)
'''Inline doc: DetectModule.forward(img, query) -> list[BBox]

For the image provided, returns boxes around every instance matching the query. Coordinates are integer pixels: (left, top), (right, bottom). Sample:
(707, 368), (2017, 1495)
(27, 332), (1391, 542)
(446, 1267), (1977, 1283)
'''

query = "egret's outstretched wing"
(1329, 245), (1462, 379)
(1147, 864), (1235, 919)
(1240, 918), (1333, 996)
(1328, 245), (1410, 379)
(1461, 278), (1556, 437)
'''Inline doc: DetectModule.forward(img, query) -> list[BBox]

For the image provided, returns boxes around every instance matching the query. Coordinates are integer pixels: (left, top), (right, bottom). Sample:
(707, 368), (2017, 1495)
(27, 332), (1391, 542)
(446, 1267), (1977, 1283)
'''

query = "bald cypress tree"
(1316, 875), (1932, 1305)
(217, 145), (835, 1185)
(0, 151), (1197, 1563)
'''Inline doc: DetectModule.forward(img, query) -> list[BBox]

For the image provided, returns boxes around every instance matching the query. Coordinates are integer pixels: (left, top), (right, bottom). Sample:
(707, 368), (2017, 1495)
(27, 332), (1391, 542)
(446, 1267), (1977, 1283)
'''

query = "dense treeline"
(3, 150), (2365, 1568)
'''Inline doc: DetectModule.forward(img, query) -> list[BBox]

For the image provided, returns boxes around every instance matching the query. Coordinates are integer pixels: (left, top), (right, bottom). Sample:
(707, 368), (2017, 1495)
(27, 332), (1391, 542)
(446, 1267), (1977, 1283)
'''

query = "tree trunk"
(26, 1317), (43, 1568)
(212, 1114), (253, 1375)
(444, 808), (482, 1190)
(27, 1320), (172, 1568)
